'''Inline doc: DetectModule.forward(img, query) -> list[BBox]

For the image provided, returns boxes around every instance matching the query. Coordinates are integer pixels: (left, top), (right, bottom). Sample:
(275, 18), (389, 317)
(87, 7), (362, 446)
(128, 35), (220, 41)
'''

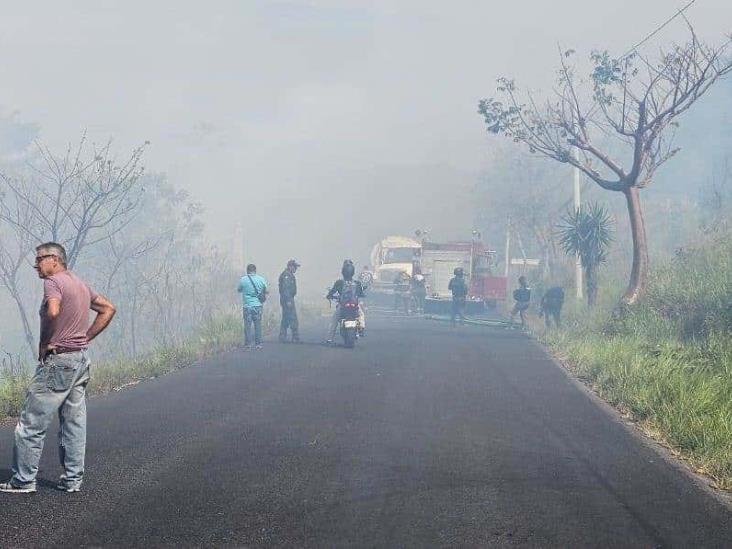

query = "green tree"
(557, 202), (614, 307)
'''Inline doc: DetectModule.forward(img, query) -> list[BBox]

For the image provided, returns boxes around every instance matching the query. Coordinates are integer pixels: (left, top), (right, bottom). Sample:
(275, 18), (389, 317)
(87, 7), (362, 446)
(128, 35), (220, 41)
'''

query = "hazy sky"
(0, 0), (730, 286)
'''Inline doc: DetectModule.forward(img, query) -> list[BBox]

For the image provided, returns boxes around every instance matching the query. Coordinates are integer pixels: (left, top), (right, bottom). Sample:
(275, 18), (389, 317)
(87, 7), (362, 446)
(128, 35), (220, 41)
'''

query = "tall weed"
(544, 231), (732, 489)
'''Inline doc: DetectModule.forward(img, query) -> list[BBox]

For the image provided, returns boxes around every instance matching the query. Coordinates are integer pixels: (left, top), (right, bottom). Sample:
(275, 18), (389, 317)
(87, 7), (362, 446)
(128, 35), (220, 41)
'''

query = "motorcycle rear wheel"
(342, 329), (356, 348)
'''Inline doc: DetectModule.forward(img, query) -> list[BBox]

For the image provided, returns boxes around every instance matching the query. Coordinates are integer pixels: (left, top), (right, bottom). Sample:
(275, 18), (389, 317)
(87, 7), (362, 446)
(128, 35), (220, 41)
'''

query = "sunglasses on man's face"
(34, 254), (57, 264)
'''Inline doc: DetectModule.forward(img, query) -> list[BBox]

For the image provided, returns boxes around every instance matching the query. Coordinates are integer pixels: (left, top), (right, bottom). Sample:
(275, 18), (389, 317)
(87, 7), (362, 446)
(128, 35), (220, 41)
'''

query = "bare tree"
(0, 135), (147, 357)
(0, 197), (38, 353)
(90, 174), (234, 356)
(1, 139), (237, 361)
(0, 134), (147, 269)
(479, 27), (732, 306)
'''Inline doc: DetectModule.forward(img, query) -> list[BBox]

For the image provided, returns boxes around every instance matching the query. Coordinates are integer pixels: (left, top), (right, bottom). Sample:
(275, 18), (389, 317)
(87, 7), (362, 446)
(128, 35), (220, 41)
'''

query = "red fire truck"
(419, 238), (507, 313)
(368, 234), (507, 313)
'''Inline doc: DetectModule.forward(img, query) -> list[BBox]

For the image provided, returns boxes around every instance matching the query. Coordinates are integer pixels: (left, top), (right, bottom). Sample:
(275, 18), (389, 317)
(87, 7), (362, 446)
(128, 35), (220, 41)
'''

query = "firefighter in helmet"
(448, 267), (468, 325)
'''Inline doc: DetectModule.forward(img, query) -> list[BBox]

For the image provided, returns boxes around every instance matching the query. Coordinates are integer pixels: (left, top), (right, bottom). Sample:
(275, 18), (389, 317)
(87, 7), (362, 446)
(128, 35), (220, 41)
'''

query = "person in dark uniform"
(410, 264), (427, 314)
(393, 270), (411, 313)
(448, 267), (468, 325)
(540, 286), (565, 329)
(278, 259), (300, 342)
(510, 275), (531, 327)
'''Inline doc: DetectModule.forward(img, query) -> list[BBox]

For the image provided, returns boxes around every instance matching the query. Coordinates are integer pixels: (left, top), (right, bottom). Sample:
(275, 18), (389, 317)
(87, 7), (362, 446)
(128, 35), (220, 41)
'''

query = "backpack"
(339, 280), (360, 308)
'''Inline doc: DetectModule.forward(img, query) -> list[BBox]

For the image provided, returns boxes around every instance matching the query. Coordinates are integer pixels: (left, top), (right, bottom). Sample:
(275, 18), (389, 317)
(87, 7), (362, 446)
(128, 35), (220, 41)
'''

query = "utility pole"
(573, 152), (583, 300)
(234, 221), (244, 272)
(504, 215), (511, 278)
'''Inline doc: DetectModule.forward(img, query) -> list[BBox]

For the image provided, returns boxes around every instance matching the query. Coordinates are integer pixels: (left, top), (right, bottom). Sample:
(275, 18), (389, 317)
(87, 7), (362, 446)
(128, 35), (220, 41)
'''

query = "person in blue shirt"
(237, 263), (268, 350)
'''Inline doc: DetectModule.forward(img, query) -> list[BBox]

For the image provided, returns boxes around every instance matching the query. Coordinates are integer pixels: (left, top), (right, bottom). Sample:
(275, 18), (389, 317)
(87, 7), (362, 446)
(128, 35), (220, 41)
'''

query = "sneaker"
(255, 344), (263, 350)
(292, 336), (301, 343)
(325, 339), (334, 346)
(0, 480), (36, 494)
(56, 483), (81, 493)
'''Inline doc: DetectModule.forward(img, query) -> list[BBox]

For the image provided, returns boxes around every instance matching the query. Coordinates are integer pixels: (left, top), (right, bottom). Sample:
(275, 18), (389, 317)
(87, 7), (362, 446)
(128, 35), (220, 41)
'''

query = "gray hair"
(36, 242), (67, 266)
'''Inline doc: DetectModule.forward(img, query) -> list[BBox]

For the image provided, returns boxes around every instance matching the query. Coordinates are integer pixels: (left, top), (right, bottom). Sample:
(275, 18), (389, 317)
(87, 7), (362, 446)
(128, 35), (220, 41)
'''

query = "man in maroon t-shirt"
(1, 242), (116, 494)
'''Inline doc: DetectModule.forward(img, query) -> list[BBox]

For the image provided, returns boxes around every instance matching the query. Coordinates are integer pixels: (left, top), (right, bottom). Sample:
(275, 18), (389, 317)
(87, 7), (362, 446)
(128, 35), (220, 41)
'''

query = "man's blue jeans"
(11, 350), (90, 490)
(243, 306), (263, 346)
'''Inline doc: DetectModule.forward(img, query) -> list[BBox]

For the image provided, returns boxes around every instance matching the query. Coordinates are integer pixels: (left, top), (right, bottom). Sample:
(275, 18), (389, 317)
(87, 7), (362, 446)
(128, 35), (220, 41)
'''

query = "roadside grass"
(541, 233), (732, 490)
(0, 313), (244, 421)
(0, 371), (31, 420)
(88, 300), (334, 394)
(0, 300), (332, 421)
(88, 312), (246, 395)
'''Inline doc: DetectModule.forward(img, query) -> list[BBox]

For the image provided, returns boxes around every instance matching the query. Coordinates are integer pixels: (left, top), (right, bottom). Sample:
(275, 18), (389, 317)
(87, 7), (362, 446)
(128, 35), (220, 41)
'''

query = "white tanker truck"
(368, 235), (422, 288)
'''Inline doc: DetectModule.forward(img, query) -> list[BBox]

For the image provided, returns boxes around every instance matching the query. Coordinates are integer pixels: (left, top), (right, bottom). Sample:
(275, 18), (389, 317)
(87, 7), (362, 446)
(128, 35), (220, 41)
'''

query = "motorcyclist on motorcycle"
(326, 260), (366, 344)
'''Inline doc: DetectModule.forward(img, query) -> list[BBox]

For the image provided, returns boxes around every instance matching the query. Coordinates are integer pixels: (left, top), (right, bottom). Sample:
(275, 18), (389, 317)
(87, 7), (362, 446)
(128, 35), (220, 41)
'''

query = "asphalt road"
(0, 314), (730, 548)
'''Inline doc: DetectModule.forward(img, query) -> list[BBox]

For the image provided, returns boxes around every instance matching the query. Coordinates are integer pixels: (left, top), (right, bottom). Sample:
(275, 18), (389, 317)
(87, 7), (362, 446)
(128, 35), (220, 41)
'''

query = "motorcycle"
(326, 282), (363, 348)
(338, 299), (360, 348)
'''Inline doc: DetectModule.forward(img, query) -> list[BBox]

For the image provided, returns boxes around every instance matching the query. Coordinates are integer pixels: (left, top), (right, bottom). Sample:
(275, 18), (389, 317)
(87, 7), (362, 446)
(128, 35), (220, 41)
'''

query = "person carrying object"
(510, 275), (531, 328)
(238, 263), (269, 350)
(448, 267), (468, 325)
(410, 264), (427, 314)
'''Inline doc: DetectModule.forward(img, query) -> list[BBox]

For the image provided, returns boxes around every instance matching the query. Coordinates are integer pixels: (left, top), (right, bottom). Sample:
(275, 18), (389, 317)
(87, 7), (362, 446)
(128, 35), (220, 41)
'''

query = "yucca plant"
(557, 202), (614, 307)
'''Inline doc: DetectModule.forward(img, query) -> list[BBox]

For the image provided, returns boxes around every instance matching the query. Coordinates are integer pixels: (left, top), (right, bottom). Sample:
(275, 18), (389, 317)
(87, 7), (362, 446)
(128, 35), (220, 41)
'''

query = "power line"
(621, 0), (698, 58)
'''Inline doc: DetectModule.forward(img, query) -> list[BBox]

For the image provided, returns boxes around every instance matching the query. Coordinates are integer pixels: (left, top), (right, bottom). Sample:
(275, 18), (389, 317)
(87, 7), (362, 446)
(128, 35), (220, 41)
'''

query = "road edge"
(529, 336), (732, 511)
